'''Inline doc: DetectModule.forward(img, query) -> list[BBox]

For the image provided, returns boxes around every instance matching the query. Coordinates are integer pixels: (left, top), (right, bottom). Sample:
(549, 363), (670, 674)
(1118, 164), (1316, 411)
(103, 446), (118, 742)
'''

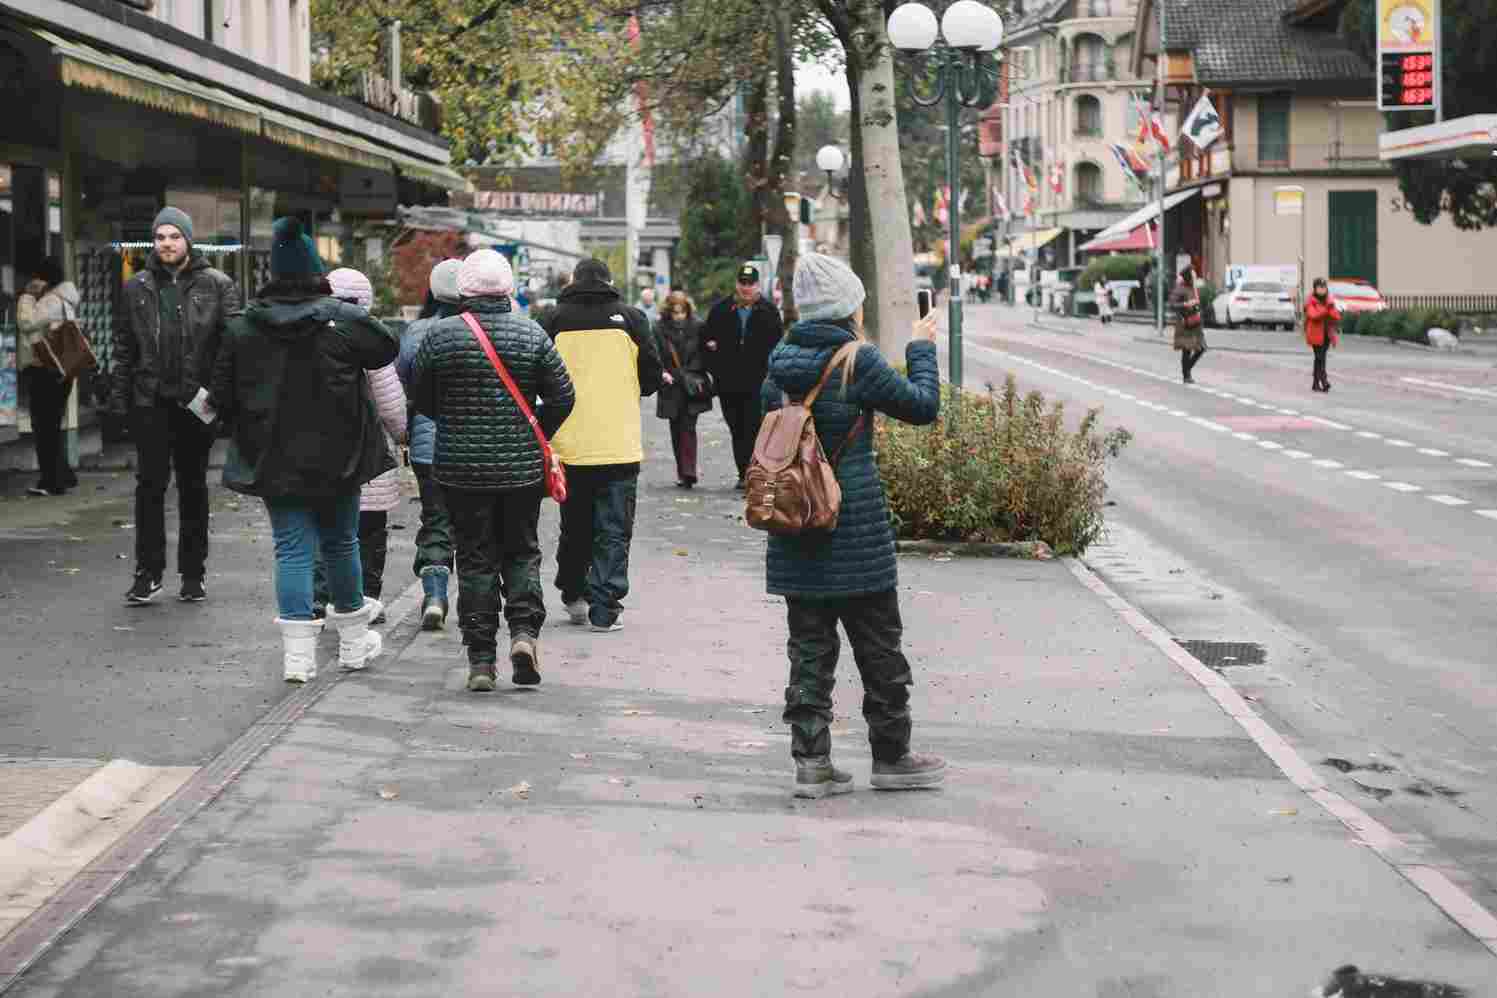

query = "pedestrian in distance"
(209, 217), (398, 683)
(16, 256), (81, 497)
(316, 267), (408, 624)
(1094, 278), (1113, 325)
(411, 250), (575, 692)
(654, 290), (712, 489)
(700, 263), (783, 490)
(1171, 266), (1206, 384)
(637, 286), (659, 326)
(111, 207), (240, 605)
(1304, 278), (1342, 393)
(396, 258), (464, 630)
(541, 257), (660, 633)
(761, 253), (948, 799)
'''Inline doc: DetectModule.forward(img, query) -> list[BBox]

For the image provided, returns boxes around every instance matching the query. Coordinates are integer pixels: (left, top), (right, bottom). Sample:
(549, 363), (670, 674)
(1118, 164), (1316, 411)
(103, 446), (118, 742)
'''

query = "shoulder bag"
(37, 296), (97, 383)
(460, 312), (568, 504)
(664, 336), (713, 402)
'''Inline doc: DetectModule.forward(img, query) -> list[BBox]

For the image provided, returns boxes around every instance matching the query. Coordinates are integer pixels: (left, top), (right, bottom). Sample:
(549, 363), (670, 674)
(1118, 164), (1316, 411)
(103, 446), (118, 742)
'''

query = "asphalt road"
(955, 303), (1497, 913)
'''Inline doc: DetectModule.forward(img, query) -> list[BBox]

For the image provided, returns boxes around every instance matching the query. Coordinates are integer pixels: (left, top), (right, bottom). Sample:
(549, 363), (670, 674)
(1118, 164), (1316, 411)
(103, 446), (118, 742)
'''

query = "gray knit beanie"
(794, 253), (865, 322)
(153, 206), (194, 246)
(429, 259), (463, 304)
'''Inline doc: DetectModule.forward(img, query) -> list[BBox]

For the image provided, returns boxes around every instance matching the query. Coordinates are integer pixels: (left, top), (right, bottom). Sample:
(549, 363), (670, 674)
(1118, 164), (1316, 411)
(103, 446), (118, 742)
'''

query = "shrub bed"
(876, 375), (1131, 555)
(1340, 307), (1459, 344)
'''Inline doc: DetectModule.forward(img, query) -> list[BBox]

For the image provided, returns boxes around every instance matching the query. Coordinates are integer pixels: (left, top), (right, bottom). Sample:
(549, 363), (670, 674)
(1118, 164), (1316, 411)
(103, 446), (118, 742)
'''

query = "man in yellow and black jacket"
(541, 258), (663, 632)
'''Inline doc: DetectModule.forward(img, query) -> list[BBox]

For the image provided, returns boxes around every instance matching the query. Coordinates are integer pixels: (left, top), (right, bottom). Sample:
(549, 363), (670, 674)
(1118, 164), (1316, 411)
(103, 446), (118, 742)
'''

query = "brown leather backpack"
(744, 341), (865, 535)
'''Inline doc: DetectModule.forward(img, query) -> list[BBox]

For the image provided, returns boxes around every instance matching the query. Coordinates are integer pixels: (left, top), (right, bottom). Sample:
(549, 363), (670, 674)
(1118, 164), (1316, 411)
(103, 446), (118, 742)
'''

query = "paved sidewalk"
(5, 407), (1495, 996)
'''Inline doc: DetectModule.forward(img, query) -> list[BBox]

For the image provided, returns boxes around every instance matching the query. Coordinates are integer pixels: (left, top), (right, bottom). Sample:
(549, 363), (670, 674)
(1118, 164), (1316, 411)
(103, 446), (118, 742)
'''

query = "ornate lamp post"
(888, 0), (1003, 390)
(816, 144), (846, 198)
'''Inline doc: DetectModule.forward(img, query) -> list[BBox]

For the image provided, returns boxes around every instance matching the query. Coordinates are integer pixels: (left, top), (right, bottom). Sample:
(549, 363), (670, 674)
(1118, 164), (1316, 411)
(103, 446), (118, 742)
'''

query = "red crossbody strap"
(460, 312), (547, 449)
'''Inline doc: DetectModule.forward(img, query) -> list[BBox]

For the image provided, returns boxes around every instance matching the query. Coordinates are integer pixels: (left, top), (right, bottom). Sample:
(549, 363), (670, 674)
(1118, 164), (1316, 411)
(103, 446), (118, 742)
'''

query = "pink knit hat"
(326, 267), (374, 308)
(457, 249), (516, 299)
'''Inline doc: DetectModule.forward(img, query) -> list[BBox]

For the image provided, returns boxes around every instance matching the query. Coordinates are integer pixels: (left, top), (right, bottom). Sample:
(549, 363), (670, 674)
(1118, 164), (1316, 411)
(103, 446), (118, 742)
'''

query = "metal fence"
(1383, 293), (1497, 316)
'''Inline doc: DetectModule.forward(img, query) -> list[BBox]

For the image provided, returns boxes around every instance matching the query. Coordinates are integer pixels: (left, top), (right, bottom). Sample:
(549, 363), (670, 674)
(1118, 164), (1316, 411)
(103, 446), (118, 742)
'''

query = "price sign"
(1376, 0), (1439, 113)
(1380, 51), (1436, 110)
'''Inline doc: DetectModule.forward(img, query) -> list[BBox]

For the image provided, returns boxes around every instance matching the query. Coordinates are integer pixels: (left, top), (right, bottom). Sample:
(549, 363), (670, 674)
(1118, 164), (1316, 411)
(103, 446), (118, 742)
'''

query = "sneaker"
(26, 485), (53, 497)
(467, 662), (498, 693)
(125, 572), (163, 605)
(179, 577), (207, 602)
(564, 598), (589, 626)
(870, 752), (948, 790)
(510, 636), (541, 686)
(588, 608), (623, 633)
(420, 595), (447, 631)
(792, 757), (855, 799)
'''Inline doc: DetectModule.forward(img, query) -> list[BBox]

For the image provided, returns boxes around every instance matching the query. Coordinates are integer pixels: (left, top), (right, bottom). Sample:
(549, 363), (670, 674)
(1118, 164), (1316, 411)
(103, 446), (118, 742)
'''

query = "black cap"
(737, 264), (760, 284)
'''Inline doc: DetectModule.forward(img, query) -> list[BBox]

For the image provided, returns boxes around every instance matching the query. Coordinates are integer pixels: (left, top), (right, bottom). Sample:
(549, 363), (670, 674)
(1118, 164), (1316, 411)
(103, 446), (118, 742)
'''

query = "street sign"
(1273, 187), (1304, 216)
(1376, 0), (1439, 113)
(763, 234), (783, 280)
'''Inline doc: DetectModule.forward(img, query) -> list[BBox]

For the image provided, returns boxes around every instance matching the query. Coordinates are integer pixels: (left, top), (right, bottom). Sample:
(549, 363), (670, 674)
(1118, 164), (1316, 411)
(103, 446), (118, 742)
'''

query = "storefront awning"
(44, 28), (262, 137)
(1002, 228), (1063, 258)
(1089, 188), (1200, 244)
(1079, 222), (1156, 254)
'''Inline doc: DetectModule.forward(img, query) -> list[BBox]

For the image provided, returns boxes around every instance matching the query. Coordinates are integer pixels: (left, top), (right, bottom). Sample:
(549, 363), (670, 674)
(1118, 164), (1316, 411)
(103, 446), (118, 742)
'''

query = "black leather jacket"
(111, 252), (239, 411)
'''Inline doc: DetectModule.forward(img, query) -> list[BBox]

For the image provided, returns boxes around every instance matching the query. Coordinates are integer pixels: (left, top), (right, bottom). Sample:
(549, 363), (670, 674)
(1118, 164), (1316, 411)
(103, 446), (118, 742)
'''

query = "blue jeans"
(554, 465), (638, 624)
(264, 493), (364, 620)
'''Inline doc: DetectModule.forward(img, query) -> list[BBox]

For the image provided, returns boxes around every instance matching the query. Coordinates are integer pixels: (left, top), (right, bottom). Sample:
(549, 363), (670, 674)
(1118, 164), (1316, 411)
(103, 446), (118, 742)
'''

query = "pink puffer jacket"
(361, 363), (408, 512)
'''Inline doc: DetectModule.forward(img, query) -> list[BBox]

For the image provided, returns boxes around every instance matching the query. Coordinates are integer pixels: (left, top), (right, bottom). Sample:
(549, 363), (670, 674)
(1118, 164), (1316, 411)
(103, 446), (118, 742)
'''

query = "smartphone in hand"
(916, 289), (934, 319)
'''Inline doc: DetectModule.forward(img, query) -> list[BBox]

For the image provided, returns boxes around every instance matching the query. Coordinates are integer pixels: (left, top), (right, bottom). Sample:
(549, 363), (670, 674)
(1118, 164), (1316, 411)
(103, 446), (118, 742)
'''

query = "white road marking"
(1233, 432), (1258, 441)
(1418, 448), (1450, 457)
(1386, 439), (1415, 448)
(1309, 417), (1352, 430)
(1356, 431), (1382, 439)
(1312, 459), (1345, 469)
(1346, 470), (1381, 480)
(1477, 510), (1497, 521)
(1428, 494), (1470, 506)
(1401, 376), (1497, 399)
(1283, 450), (1312, 459)
(1277, 408), (1301, 416)
(1383, 481), (1422, 493)
(1258, 441), (1284, 450)
(1169, 409), (1188, 417)
(1456, 458), (1493, 468)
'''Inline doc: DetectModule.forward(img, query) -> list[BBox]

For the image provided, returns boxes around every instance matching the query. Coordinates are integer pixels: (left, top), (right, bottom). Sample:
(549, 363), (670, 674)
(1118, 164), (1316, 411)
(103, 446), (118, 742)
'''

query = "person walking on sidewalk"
(209, 217), (398, 683)
(396, 258), (463, 629)
(700, 264), (782, 489)
(1171, 266), (1206, 384)
(541, 258), (661, 633)
(1304, 277), (1342, 393)
(16, 257), (81, 496)
(654, 290), (711, 489)
(761, 253), (947, 799)
(111, 207), (239, 604)
(322, 267), (408, 623)
(411, 250), (575, 692)
(1094, 278), (1113, 325)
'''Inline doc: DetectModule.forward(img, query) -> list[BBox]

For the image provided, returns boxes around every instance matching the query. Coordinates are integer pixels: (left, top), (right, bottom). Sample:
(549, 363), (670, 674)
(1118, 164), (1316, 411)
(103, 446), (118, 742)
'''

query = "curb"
(1063, 555), (1497, 956)
(1127, 335), (1305, 356)
(896, 539), (1054, 559)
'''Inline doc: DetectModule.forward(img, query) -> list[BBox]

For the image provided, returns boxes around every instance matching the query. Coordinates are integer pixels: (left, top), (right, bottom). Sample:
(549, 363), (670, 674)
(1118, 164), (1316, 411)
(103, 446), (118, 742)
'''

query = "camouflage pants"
(783, 590), (913, 763)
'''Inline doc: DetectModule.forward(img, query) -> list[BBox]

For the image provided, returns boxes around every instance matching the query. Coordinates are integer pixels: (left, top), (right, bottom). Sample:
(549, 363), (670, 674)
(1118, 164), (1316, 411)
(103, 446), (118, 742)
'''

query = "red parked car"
(1328, 279), (1388, 315)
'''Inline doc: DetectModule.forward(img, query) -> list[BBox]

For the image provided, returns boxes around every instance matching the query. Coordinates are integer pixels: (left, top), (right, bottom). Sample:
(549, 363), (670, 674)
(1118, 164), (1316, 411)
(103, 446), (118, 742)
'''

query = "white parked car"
(1213, 280), (1297, 330)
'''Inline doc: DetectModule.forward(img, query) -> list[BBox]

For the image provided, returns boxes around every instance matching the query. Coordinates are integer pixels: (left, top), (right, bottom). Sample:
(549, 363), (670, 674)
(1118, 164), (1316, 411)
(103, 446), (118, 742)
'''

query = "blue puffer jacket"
(396, 303), (458, 465)
(759, 322), (940, 598)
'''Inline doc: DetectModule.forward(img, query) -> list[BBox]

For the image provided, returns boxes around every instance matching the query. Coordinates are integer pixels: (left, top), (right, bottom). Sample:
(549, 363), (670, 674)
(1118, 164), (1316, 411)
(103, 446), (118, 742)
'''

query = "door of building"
(1328, 190), (1377, 285)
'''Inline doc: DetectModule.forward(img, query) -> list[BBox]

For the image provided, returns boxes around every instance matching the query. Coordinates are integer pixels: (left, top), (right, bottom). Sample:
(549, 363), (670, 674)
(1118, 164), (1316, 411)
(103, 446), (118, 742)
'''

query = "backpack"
(744, 341), (865, 535)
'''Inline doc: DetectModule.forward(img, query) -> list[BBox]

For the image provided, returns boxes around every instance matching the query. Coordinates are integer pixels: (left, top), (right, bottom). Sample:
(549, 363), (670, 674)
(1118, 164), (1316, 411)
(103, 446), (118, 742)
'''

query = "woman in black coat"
(654, 291), (712, 488)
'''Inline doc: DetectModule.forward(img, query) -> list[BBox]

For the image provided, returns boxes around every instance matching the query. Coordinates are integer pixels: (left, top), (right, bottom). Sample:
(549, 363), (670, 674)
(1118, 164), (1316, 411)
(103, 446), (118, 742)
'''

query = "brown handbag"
(743, 342), (865, 536)
(36, 299), (97, 382)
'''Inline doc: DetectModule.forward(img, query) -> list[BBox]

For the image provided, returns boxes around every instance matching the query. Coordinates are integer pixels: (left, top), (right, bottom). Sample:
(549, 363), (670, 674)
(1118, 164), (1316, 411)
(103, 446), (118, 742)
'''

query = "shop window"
(1258, 95), (1291, 167)
(1088, 0), (1111, 16)
(1075, 95), (1102, 136)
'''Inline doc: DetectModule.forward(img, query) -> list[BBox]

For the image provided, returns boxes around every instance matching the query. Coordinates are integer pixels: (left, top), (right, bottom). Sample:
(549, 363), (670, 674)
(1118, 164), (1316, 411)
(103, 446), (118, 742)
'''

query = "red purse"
(460, 312), (568, 504)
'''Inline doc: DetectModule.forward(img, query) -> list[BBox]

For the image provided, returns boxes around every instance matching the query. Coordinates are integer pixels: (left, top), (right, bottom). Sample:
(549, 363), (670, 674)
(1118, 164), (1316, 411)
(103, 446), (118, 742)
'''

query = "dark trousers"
(717, 392), (762, 480)
(554, 465), (637, 621)
(1181, 348), (1205, 379)
(447, 487), (546, 664)
(1312, 343), (1330, 387)
(412, 462), (454, 576)
(668, 414), (699, 483)
(783, 590), (914, 763)
(21, 368), (74, 491)
(132, 402), (215, 580)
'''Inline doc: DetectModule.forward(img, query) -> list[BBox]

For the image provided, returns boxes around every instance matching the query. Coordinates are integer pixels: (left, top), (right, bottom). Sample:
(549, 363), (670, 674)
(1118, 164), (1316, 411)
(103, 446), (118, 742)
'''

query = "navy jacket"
(759, 323), (940, 598)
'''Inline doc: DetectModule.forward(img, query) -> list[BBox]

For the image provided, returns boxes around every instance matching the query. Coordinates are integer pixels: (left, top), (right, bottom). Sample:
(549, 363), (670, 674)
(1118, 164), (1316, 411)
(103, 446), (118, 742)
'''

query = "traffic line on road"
(1478, 510), (1497, 521)
(1383, 481), (1423, 493)
(1067, 557), (1497, 958)
(1345, 470), (1381, 480)
(1429, 494), (1471, 506)
(1456, 458), (1493, 468)
(1312, 459), (1345, 469)
(1401, 376), (1497, 399)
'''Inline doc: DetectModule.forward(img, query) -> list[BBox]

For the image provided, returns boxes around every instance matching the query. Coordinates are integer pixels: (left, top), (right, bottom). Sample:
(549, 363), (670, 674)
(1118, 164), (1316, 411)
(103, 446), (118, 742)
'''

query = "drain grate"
(1173, 640), (1265, 672)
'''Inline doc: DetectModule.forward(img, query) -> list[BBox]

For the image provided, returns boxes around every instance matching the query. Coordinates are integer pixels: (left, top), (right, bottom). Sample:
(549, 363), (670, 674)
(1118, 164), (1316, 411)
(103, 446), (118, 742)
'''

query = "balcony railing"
(1073, 124), (1103, 138)
(1068, 62), (1112, 83)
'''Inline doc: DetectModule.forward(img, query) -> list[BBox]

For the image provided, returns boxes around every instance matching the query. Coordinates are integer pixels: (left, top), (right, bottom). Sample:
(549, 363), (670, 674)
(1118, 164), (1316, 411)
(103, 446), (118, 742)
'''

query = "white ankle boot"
(276, 618), (324, 683)
(327, 598), (384, 671)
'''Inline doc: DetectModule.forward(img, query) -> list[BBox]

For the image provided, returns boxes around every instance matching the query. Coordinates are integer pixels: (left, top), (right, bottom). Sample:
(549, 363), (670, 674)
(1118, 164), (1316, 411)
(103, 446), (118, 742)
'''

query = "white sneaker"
(276, 617), (324, 683)
(565, 599), (588, 625)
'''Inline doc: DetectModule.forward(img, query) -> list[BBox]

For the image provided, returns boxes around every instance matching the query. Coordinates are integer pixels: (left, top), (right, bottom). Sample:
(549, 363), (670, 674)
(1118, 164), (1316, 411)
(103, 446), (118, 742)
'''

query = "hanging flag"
(993, 188), (1010, 221)
(934, 185), (950, 226)
(1131, 93), (1172, 155)
(1180, 93), (1224, 150)
(1048, 156), (1064, 195)
(1109, 142), (1151, 193)
(1023, 191), (1035, 217)
(626, 16), (656, 168)
(912, 197), (927, 226)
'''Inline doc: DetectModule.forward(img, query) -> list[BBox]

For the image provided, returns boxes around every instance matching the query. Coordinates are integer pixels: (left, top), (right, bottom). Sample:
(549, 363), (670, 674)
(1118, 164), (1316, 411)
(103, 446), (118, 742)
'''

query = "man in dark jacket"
(541, 258), (661, 633)
(111, 206), (239, 605)
(699, 263), (783, 488)
(412, 250), (575, 692)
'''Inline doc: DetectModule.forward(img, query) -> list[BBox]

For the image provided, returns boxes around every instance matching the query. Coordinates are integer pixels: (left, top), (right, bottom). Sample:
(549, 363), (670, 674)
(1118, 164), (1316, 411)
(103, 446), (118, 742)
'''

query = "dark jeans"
(1181, 348), (1205, 379)
(1312, 343), (1330, 386)
(316, 511), (388, 604)
(554, 465), (637, 622)
(668, 414), (699, 483)
(718, 392), (762, 480)
(21, 368), (74, 491)
(447, 487), (546, 664)
(412, 463), (454, 576)
(783, 589), (914, 763)
(132, 402), (215, 580)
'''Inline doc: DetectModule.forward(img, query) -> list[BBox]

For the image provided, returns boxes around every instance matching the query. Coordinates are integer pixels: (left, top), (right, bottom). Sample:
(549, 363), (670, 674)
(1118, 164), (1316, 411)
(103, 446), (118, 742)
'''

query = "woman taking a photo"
(1304, 278), (1342, 393)
(654, 290), (711, 488)
(761, 253), (946, 799)
(1171, 266), (1206, 384)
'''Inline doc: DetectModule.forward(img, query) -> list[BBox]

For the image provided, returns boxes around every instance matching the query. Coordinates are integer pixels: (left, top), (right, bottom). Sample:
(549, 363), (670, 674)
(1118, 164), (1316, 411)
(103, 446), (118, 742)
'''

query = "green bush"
(876, 375), (1132, 555)
(1342, 306), (1459, 345)
(1339, 310), (1364, 338)
(1077, 253), (1151, 296)
(1198, 281), (1218, 326)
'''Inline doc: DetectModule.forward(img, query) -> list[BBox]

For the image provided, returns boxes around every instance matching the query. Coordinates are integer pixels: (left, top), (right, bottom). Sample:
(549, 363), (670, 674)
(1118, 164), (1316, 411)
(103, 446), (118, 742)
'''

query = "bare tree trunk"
(743, 73), (770, 242)
(767, 4), (799, 322)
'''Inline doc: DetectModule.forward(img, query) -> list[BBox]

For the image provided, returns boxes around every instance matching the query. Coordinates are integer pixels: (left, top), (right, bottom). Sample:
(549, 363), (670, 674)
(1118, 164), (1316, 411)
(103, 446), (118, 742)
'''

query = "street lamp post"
(889, 0), (1004, 391)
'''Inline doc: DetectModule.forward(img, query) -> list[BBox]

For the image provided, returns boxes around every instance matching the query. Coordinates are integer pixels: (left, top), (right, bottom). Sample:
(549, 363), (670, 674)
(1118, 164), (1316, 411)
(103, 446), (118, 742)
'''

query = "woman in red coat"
(1304, 278), (1342, 393)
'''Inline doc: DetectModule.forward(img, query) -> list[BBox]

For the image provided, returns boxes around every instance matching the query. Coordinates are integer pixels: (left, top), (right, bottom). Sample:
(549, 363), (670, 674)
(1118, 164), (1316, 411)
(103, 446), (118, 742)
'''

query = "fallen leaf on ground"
(507, 782), (531, 799)
(568, 752), (591, 760)
(1268, 808), (1298, 816)
(1266, 875), (1294, 884)
(377, 787), (400, 800)
(112, 626), (134, 632)
(61, 568), (81, 575)
(606, 777), (632, 786)
(620, 709), (653, 716)
(673, 548), (689, 556)
(740, 708), (767, 714)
